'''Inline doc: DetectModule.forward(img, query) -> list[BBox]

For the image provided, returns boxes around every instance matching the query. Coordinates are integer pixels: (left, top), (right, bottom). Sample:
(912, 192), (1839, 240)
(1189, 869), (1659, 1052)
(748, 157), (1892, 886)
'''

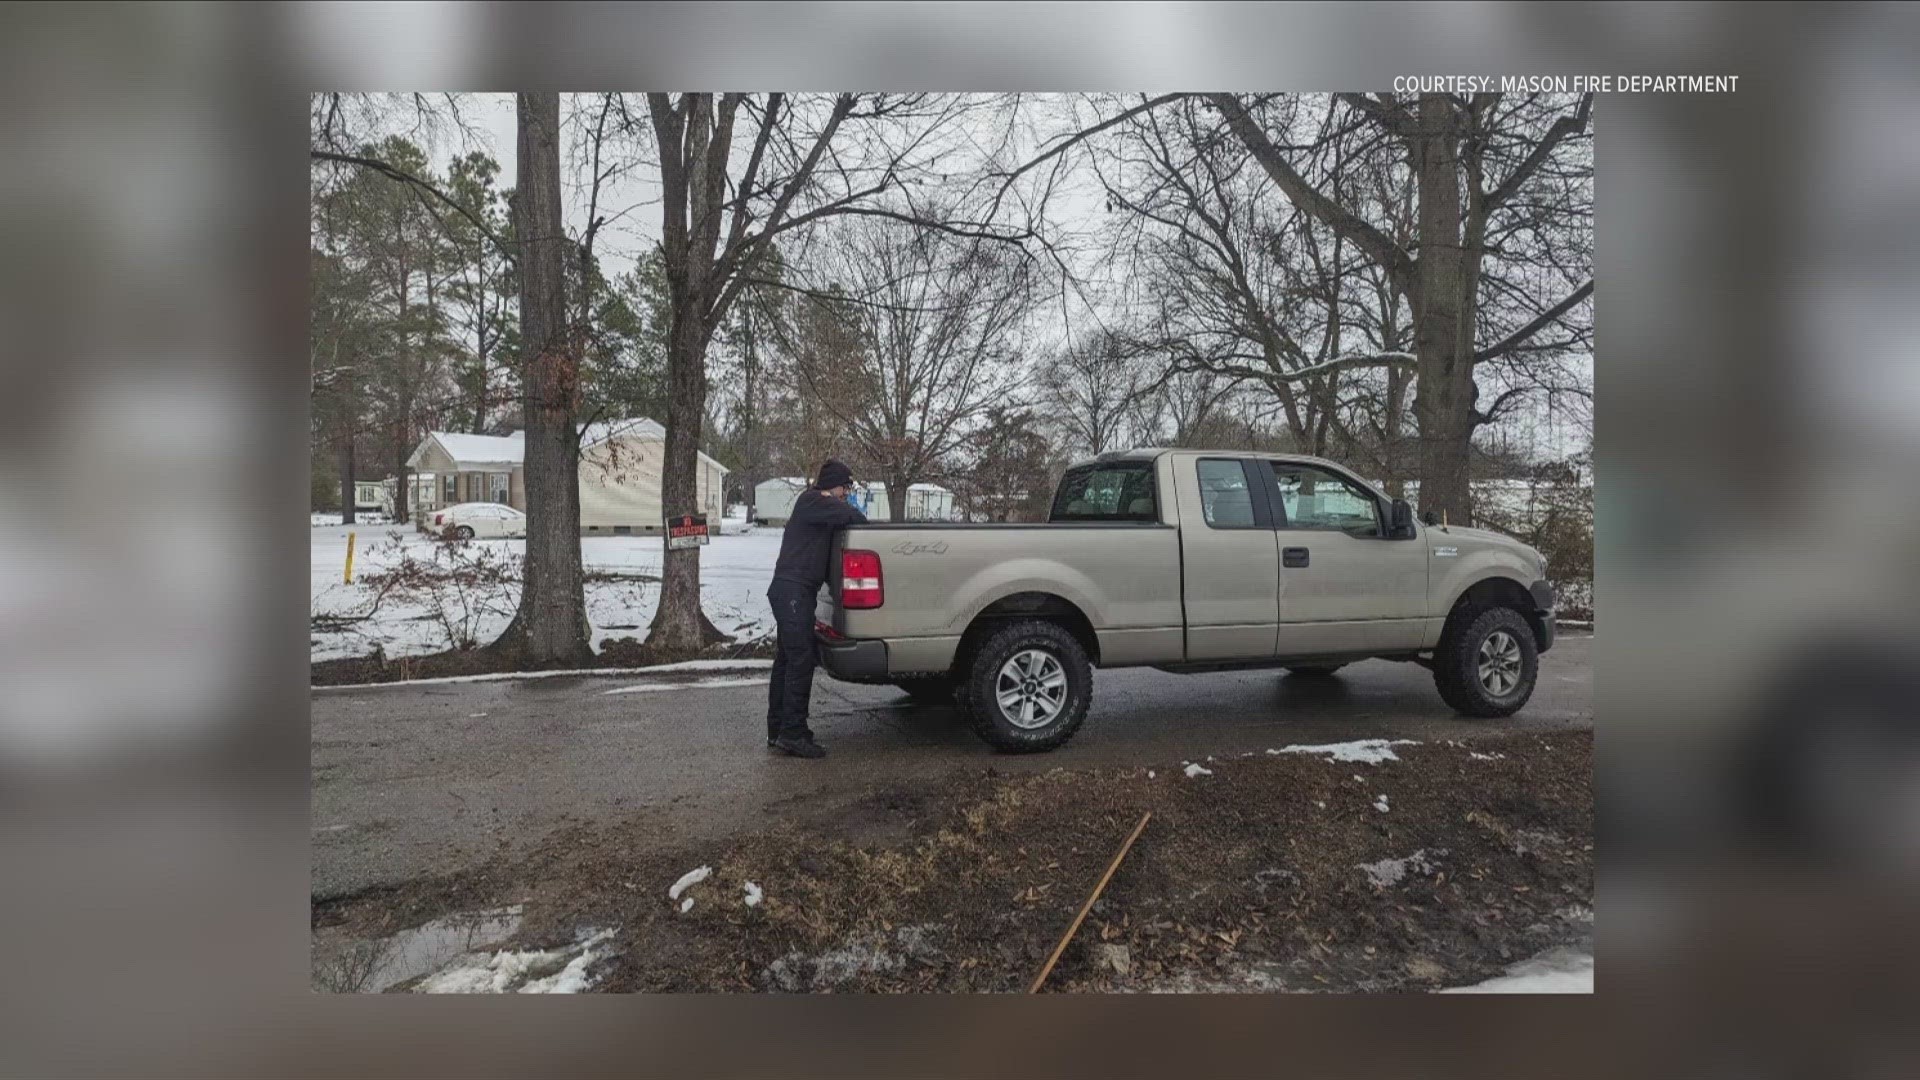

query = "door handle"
(1282, 546), (1309, 568)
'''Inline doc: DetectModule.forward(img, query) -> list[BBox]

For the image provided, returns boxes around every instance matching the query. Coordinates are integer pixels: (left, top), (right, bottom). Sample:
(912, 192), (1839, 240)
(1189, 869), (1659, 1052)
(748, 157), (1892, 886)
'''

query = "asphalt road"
(312, 632), (1591, 898)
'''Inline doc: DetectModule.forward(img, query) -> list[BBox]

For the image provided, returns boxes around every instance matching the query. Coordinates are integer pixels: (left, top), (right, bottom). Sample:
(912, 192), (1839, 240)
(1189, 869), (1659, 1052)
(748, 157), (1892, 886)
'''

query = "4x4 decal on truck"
(1434, 545), (1459, 557)
(890, 539), (951, 556)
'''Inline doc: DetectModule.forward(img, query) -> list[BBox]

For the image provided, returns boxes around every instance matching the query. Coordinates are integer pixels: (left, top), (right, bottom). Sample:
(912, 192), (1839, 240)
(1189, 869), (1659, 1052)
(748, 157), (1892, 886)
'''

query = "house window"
(443, 473), (458, 504)
(490, 472), (510, 505)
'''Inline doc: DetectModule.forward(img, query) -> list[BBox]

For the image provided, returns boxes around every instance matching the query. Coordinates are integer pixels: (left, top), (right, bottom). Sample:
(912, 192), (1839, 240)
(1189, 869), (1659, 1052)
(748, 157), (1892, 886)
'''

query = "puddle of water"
(313, 906), (523, 993)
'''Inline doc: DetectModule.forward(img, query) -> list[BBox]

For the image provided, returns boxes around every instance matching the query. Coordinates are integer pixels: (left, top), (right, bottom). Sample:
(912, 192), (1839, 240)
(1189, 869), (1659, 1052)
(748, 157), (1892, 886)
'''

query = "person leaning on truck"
(764, 459), (867, 758)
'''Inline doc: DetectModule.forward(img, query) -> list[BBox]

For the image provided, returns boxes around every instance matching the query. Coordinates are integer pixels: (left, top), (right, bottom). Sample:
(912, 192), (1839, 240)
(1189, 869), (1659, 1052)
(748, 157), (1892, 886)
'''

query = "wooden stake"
(1028, 810), (1152, 994)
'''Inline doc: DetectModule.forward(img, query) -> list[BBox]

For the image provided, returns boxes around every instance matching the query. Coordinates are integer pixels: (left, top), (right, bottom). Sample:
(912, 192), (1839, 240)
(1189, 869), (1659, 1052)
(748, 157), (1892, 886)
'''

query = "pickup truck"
(814, 449), (1556, 751)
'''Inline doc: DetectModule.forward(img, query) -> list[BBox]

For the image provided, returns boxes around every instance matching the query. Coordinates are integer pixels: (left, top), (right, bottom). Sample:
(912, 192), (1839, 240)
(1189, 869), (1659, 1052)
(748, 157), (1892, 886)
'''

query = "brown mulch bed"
(313, 731), (1592, 993)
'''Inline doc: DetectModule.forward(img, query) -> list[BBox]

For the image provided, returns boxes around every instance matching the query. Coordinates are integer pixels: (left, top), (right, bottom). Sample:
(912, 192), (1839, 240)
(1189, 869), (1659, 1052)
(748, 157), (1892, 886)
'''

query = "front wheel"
(961, 621), (1093, 752)
(1432, 605), (1539, 717)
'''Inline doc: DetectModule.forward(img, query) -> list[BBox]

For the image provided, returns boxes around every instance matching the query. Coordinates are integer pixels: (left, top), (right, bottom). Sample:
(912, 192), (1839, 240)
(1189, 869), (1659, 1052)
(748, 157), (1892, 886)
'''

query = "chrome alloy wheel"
(996, 649), (1068, 729)
(1477, 629), (1524, 697)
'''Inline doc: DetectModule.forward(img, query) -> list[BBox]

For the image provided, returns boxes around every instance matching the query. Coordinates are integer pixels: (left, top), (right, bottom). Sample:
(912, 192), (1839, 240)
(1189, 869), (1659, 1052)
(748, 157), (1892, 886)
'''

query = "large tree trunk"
(647, 315), (726, 648)
(1409, 94), (1476, 526)
(493, 91), (591, 664)
(884, 479), (906, 523)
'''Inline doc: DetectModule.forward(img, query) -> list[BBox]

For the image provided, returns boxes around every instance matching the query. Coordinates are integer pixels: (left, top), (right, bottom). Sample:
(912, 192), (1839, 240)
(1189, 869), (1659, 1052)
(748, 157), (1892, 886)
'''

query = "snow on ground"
(1440, 946), (1594, 994)
(601, 676), (768, 696)
(1357, 848), (1445, 887)
(668, 866), (712, 900)
(310, 524), (786, 661)
(1267, 738), (1418, 765)
(414, 929), (617, 994)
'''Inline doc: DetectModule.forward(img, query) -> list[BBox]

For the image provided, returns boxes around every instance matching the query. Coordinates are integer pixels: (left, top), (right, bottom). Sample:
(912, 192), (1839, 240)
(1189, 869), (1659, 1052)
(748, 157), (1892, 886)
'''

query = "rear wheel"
(1432, 605), (1538, 717)
(1284, 663), (1347, 678)
(961, 621), (1092, 752)
(454, 525), (475, 541)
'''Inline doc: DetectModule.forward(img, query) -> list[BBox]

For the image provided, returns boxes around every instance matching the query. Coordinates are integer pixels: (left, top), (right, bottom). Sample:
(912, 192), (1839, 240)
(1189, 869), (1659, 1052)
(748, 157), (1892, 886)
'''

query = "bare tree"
(787, 215), (1033, 517)
(635, 93), (1033, 647)
(1035, 329), (1150, 457)
(1206, 92), (1593, 523)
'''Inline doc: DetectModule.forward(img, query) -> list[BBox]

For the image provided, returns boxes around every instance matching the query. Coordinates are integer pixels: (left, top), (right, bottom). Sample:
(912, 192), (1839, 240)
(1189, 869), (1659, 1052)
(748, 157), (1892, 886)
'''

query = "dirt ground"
(312, 729), (1591, 993)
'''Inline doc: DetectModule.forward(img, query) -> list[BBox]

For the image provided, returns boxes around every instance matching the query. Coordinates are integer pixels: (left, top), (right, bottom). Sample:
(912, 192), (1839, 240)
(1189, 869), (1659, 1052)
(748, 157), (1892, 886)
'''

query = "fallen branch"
(1028, 810), (1152, 994)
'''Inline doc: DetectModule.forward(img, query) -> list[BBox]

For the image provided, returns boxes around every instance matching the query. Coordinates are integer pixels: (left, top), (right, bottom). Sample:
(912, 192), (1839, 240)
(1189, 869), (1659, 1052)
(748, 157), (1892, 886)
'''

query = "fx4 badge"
(1433, 546), (1459, 558)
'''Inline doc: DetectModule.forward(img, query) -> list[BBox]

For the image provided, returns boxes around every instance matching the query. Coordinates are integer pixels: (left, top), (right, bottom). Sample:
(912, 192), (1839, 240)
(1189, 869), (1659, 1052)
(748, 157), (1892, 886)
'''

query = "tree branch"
(1206, 94), (1413, 283)
(310, 149), (516, 264)
(1474, 278), (1593, 362)
(1485, 93), (1593, 209)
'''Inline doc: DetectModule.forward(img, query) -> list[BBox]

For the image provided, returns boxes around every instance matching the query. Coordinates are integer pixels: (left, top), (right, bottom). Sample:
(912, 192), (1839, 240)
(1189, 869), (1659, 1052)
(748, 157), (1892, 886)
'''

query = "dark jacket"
(772, 488), (868, 590)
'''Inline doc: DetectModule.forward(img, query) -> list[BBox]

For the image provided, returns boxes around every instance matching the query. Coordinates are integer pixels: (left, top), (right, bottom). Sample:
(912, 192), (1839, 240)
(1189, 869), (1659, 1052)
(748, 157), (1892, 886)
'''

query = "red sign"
(666, 513), (710, 549)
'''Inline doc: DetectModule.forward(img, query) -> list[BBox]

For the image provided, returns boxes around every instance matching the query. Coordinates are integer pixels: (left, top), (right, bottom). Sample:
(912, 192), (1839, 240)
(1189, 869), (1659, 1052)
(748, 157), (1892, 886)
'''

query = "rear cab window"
(1049, 460), (1160, 523)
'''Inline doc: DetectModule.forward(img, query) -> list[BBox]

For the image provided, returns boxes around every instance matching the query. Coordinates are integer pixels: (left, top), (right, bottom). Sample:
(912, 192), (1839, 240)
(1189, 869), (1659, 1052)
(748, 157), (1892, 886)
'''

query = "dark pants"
(766, 579), (819, 742)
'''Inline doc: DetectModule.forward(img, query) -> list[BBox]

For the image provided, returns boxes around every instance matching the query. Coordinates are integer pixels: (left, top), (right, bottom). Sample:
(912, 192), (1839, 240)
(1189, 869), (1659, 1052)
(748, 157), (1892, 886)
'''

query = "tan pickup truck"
(815, 449), (1556, 751)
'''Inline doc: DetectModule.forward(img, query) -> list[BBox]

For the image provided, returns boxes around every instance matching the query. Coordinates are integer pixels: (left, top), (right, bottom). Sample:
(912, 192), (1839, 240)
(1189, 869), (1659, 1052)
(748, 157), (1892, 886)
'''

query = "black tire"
(1284, 664), (1347, 678)
(891, 676), (958, 706)
(960, 621), (1093, 752)
(454, 525), (475, 541)
(1432, 605), (1538, 717)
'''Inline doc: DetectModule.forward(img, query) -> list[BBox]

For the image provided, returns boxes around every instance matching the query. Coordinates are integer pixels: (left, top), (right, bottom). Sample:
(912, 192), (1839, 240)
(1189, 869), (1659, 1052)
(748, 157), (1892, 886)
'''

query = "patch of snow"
(1270, 738), (1417, 765)
(1357, 848), (1446, 888)
(414, 928), (615, 994)
(311, 527), (789, 662)
(1374, 794), (1390, 813)
(467, 712), (487, 718)
(311, 658), (773, 693)
(668, 865), (712, 900)
(1469, 751), (1506, 761)
(603, 676), (768, 696)
(1183, 762), (1212, 778)
(1147, 770), (1155, 779)
(1441, 946), (1593, 994)
(763, 925), (942, 991)
(668, 868), (712, 902)
(679, 897), (695, 913)
(743, 881), (763, 908)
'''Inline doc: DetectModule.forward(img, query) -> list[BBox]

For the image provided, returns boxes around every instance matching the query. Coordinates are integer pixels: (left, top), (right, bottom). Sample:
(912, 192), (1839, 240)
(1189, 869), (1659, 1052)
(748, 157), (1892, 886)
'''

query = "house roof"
(411, 418), (727, 474)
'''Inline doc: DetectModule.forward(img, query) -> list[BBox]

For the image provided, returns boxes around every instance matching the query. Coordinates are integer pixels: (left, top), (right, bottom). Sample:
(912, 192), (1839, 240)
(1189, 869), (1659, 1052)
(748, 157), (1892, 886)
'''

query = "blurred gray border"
(8, 1), (1913, 1075)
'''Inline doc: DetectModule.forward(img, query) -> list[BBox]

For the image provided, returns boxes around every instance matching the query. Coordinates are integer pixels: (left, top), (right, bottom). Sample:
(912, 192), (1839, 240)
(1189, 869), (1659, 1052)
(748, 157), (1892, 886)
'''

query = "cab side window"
(1270, 464), (1382, 536)
(1196, 459), (1258, 528)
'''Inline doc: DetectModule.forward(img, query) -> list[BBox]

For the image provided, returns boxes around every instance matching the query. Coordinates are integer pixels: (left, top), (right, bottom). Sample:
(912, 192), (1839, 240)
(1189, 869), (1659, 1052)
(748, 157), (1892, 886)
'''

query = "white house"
(403, 418), (728, 533)
(752, 477), (955, 524)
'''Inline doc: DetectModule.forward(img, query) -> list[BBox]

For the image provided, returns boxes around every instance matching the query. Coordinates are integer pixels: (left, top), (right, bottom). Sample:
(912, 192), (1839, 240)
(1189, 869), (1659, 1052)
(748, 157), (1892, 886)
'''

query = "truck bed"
(822, 521), (1185, 672)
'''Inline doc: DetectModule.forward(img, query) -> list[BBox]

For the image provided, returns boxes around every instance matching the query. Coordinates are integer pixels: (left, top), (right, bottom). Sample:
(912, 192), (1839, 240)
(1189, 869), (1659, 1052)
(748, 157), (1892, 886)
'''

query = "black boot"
(772, 734), (827, 759)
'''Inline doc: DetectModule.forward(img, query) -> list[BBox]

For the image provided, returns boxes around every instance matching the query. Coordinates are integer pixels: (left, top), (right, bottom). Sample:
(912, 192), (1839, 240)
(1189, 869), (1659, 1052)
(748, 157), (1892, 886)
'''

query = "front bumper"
(816, 634), (890, 681)
(1529, 579), (1557, 654)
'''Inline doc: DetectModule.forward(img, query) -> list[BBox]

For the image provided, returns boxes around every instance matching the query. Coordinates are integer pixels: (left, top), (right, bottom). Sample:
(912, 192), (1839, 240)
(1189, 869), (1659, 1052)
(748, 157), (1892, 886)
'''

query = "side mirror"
(1421, 509), (1441, 527)
(1389, 498), (1415, 538)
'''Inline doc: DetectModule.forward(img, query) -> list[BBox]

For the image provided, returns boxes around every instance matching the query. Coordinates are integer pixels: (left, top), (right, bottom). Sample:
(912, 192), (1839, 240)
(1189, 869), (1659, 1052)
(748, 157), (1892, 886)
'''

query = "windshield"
(1049, 461), (1159, 523)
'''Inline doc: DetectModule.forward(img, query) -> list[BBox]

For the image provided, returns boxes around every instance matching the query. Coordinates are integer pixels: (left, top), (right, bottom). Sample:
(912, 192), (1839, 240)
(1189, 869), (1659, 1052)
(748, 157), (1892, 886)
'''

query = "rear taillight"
(433, 513), (443, 526)
(841, 549), (883, 609)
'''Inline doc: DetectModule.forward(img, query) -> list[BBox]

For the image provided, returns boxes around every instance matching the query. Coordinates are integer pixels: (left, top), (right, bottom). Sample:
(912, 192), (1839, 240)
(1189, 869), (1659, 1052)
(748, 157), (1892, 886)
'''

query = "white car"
(430, 502), (526, 540)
